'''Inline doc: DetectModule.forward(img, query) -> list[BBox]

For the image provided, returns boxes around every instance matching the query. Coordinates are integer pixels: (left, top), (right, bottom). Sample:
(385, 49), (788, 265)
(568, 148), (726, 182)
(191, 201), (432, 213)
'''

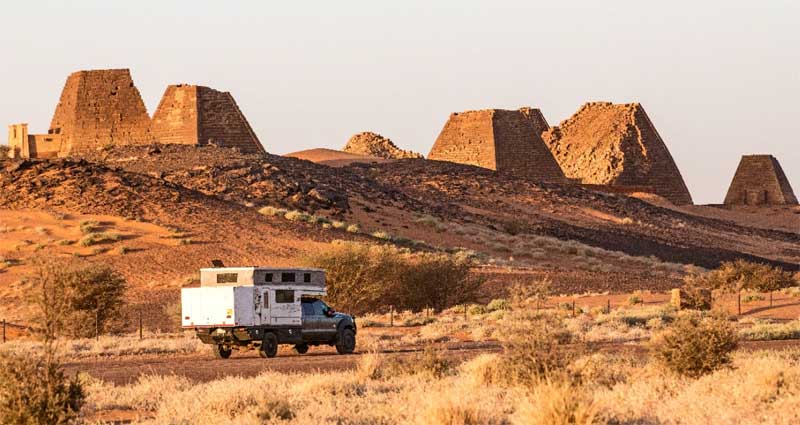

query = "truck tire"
(214, 345), (232, 359)
(294, 343), (309, 354)
(260, 333), (278, 358)
(335, 328), (356, 355)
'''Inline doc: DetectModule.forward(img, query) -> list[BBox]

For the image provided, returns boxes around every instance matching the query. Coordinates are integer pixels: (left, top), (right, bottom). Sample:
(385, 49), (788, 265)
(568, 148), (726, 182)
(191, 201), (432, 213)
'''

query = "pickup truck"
(181, 266), (356, 358)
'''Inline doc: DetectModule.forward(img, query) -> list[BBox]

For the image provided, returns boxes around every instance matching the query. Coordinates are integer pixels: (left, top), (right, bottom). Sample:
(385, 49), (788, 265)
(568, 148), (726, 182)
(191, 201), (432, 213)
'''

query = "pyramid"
(542, 102), (693, 205)
(152, 84), (265, 155)
(723, 155), (797, 205)
(428, 108), (566, 183)
(48, 69), (153, 155)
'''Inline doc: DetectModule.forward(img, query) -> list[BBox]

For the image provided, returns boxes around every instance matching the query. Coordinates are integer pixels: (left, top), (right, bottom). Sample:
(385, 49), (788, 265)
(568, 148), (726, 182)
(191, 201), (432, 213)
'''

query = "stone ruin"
(7, 69), (264, 158)
(427, 108), (566, 183)
(723, 155), (797, 205)
(152, 85), (264, 155)
(542, 102), (693, 205)
(342, 131), (422, 159)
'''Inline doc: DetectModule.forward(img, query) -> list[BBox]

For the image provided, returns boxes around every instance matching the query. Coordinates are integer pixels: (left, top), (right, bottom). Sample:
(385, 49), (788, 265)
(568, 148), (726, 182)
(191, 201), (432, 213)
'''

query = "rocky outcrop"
(542, 102), (693, 205)
(342, 132), (422, 159)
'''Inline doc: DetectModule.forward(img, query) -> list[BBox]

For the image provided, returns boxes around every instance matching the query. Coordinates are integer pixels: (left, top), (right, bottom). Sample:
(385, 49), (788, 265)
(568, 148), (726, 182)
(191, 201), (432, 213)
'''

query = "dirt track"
(65, 339), (800, 385)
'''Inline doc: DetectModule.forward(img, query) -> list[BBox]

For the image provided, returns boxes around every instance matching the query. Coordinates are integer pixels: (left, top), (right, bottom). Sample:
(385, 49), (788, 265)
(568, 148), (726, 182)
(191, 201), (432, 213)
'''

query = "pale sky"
(2, 0), (798, 204)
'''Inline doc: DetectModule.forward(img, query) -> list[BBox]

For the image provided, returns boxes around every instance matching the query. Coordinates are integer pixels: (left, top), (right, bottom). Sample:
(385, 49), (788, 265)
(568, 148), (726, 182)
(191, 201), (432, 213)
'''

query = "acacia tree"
(707, 260), (796, 315)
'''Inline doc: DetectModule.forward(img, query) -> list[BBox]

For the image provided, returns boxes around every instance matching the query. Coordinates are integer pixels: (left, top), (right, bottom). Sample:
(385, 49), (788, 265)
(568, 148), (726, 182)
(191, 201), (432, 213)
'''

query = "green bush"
(78, 232), (120, 247)
(487, 298), (510, 312)
(650, 313), (738, 378)
(0, 354), (84, 425)
(304, 241), (482, 314)
(33, 263), (127, 338)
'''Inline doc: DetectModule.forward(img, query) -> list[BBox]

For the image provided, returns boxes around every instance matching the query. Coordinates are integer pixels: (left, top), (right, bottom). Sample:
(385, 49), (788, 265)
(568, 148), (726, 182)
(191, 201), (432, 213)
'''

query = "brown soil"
(285, 148), (394, 167)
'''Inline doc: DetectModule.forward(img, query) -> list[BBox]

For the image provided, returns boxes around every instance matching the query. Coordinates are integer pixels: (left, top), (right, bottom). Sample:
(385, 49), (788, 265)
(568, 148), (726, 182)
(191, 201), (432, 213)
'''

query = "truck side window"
(275, 290), (294, 303)
(216, 273), (238, 284)
(312, 300), (326, 316)
(301, 303), (314, 317)
(281, 272), (295, 282)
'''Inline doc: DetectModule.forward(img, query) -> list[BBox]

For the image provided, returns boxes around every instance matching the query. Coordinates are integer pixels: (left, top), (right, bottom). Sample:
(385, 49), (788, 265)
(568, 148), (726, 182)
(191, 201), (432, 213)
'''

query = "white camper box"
(181, 267), (326, 329)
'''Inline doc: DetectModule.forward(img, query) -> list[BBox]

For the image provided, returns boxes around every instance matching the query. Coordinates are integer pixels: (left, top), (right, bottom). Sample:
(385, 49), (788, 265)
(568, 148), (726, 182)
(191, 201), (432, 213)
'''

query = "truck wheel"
(336, 328), (356, 355)
(214, 345), (232, 359)
(260, 333), (278, 358)
(294, 343), (309, 354)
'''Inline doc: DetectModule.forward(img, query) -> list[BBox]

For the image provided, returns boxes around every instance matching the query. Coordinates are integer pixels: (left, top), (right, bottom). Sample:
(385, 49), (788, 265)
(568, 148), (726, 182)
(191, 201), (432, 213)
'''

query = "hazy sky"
(2, 1), (798, 204)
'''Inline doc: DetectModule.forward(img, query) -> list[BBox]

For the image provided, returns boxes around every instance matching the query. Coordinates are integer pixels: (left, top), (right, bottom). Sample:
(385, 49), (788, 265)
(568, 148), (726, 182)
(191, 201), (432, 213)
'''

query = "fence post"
(95, 309), (99, 341)
(464, 304), (468, 321)
(770, 291), (773, 307)
(139, 309), (143, 340)
(389, 306), (394, 327)
(607, 299), (611, 314)
(2, 319), (5, 344)
(572, 300), (576, 317)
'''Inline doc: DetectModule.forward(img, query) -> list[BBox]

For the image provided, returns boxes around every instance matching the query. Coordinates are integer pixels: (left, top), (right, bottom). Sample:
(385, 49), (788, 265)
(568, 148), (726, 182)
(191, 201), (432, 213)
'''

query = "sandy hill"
(285, 148), (395, 167)
(0, 145), (797, 324)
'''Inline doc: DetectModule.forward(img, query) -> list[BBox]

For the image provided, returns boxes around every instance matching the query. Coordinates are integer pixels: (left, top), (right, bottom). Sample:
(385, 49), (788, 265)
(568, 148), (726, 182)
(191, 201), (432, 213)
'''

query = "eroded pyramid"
(343, 132), (422, 159)
(48, 69), (153, 155)
(542, 102), (693, 205)
(724, 155), (797, 205)
(428, 108), (566, 183)
(152, 84), (265, 155)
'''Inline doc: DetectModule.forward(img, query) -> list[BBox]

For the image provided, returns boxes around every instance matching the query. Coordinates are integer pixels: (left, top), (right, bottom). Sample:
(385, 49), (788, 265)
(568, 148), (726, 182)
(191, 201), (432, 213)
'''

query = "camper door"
(270, 288), (301, 325)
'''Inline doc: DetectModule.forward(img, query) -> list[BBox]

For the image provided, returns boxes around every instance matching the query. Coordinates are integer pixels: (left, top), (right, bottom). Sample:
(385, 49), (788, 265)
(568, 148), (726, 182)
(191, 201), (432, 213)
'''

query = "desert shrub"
(620, 217), (634, 225)
(487, 298), (510, 312)
(650, 312), (738, 378)
(346, 224), (360, 233)
(255, 399), (295, 421)
(513, 379), (599, 425)
(705, 260), (796, 313)
(676, 274), (714, 310)
(738, 320), (800, 341)
(284, 210), (312, 222)
(257, 206), (288, 217)
(468, 303), (487, 315)
(32, 262), (127, 338)
(491, 312), (573, 387)
(304, 241), (482, 314)
(741, 293), (764, 303)
(627, 292), (643, 305)
(502, 220), (526, 236)
(78, 220), (100, 234)
(0, 354), (84, 425)
(510, 278), (552, 310)
(78, 232), (120, 247)
(371, 230), (393, 240)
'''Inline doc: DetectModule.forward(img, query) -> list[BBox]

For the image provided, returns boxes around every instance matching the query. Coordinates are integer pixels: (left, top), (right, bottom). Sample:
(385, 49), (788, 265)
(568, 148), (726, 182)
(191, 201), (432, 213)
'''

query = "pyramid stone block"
(428, 108), (566, 183)
(152, 85), (265, 154)
(723, 155), (797, 205)
(48, 69), (153, 155)
(542, 102), (693, 205)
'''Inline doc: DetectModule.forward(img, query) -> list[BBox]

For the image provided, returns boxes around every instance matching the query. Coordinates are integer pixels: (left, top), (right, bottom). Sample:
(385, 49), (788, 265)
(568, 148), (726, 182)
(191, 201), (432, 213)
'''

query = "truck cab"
(181, 267), (356, 359)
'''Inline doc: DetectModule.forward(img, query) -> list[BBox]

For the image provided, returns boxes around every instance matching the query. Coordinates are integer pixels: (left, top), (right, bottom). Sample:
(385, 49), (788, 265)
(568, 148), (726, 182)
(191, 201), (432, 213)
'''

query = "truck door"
(301, 300), (318, 338)
(313, 300), (338, 340)
(270, 289), (301, 326)
(254, 287), (269, 326)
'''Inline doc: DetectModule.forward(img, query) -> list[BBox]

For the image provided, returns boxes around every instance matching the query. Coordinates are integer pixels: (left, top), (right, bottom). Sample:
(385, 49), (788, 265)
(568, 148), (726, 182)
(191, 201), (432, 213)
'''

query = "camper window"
(281, 272), (296, 282)
(303, 273), (311, 283)
(265, 273), (273, 283)
(216, 273), (238, 284)
(276, 290), (294, 303)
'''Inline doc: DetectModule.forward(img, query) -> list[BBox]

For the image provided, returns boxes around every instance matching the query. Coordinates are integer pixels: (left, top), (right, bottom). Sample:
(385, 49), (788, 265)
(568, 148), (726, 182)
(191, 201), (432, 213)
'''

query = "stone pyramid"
(152, 84), (265, 155)
(428, 108), (566, 183)
(48, 69), (153, 155)
(724, 155), (797, 205)
(542, 102), (693, 205)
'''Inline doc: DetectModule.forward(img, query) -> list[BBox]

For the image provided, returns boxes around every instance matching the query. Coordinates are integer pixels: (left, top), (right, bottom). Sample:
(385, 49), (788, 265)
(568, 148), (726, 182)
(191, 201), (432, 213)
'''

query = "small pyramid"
(48, 69), (153, 155)
(343, 132), (422, 159)
(723, 155), (797, 205)
(428, 108), (566, 183)
(542, 102), (693, 205)
(152, 84), (265, 154)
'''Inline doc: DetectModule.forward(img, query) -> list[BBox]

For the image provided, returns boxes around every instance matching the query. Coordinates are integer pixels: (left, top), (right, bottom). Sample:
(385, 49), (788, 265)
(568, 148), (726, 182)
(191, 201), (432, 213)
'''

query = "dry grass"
(79, 348), (800, 424)
(1, 333), (204, 360)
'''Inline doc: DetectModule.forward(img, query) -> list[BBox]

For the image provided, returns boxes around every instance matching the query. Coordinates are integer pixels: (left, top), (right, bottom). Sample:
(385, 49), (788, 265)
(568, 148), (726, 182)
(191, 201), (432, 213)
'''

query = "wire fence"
(1, 319), (37, 343)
